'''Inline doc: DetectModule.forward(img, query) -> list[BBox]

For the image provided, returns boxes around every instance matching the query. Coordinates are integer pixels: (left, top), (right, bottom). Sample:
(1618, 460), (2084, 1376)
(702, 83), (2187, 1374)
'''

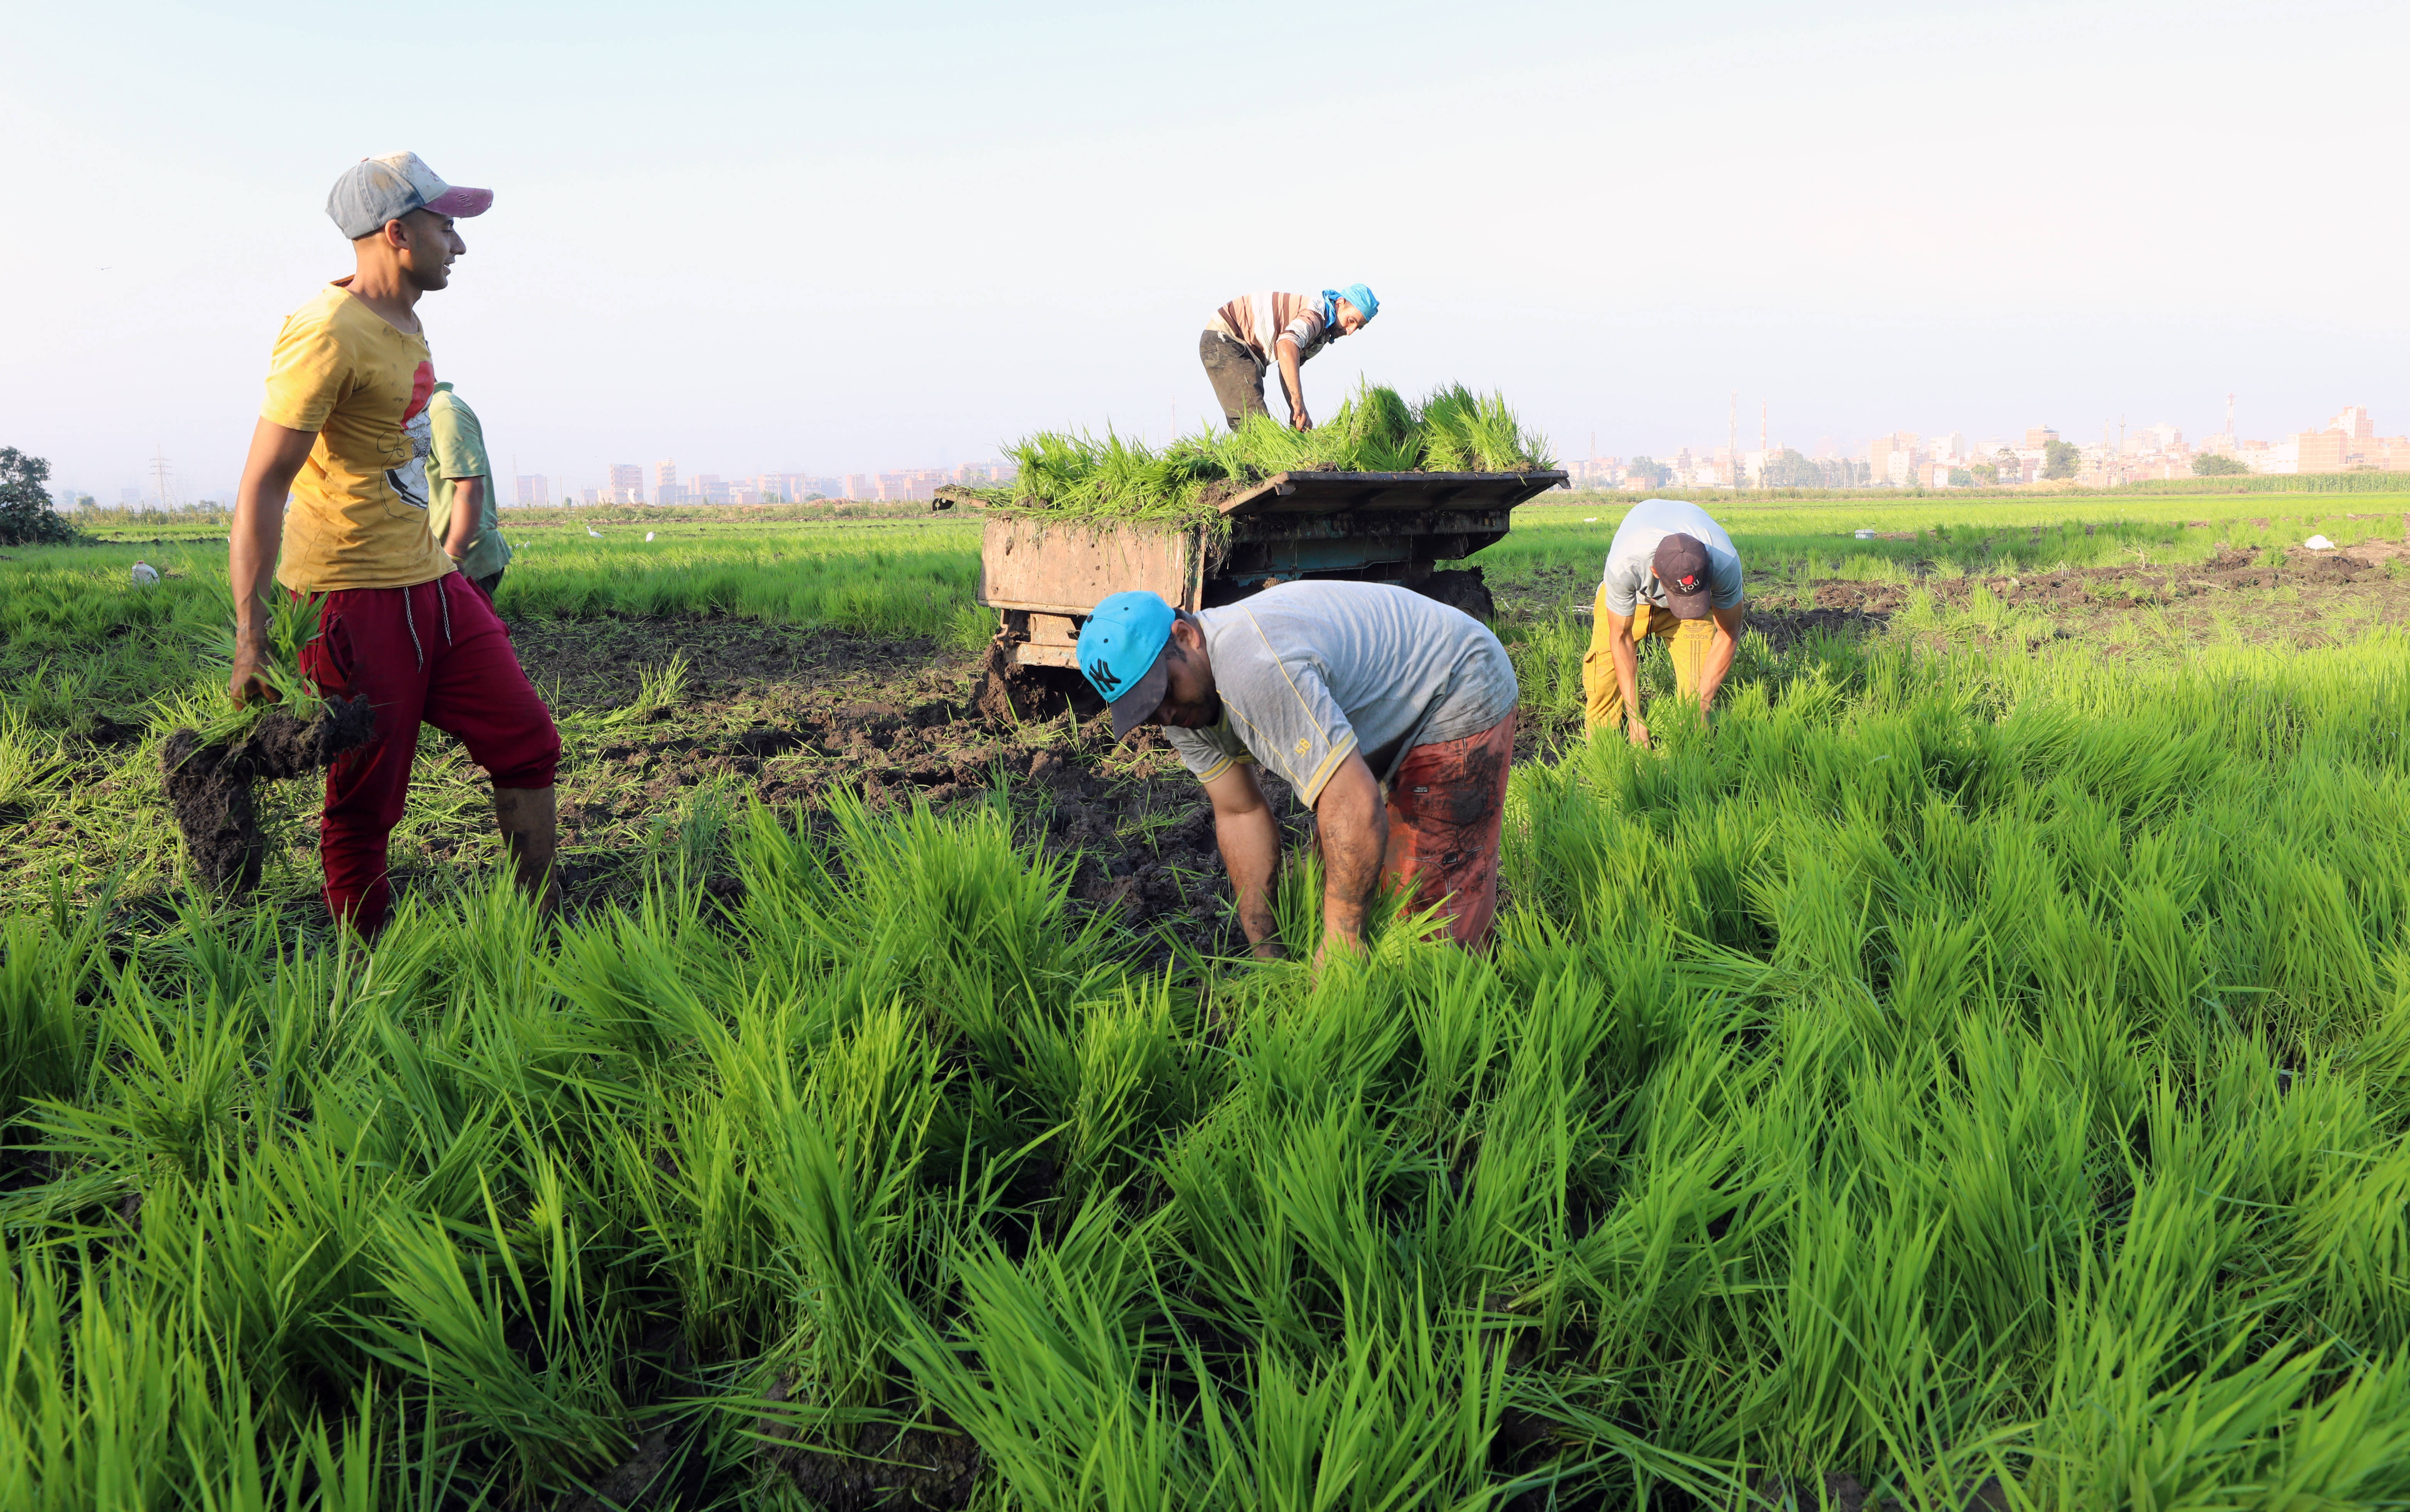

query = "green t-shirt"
(425, 383), (512, 581)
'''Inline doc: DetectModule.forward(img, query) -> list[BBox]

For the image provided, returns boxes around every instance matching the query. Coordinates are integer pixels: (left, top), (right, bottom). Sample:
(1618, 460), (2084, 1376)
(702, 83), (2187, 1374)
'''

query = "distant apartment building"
(609, 463), (644, 503)
(1867, 431), (1920, 486)
(2025, 427), (2058, 450)
(2290, 405), (2410, 473)
(843, 474), (872, 501)
(515, 474), (548, 507)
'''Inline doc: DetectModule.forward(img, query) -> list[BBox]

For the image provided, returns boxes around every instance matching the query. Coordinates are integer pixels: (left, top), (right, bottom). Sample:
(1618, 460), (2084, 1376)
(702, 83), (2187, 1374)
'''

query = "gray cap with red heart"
(326, 152), (492, 240)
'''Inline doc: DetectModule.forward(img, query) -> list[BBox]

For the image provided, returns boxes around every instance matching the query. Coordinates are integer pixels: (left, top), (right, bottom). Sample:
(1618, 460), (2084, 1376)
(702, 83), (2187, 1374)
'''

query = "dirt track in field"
(1796, 542), (2410, 648)
(506, 616), (1309, 955)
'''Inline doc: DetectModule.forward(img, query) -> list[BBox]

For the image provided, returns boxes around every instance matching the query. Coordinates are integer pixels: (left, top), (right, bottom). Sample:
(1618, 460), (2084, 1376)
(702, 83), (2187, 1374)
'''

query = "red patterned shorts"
(1381, 711), (1515, 947)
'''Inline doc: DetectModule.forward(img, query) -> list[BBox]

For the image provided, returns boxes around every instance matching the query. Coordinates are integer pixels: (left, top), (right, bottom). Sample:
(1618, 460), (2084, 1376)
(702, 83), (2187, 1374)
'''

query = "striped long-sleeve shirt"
(1205, 291), (1334, 367)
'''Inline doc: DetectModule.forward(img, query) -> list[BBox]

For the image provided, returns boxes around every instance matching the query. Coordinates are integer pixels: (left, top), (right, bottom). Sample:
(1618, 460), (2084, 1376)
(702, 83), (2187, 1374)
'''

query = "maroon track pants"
(297, 573), (560, 933)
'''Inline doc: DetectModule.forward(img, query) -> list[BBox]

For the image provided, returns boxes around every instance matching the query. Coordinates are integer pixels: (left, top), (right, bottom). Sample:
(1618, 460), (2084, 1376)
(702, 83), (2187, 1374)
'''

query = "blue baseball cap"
(1077, 591), (1176, 739)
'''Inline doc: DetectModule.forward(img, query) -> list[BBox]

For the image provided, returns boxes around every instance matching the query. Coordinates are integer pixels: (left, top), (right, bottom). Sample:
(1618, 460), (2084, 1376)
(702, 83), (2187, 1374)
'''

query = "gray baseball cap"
(326, 152), (491, 240)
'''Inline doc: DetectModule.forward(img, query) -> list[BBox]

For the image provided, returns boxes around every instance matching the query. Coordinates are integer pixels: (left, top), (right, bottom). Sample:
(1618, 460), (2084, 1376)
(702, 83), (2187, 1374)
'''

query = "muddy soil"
(1507, 542), (2410, 626)
(1738, 1472), (2010, 1511)
(509, 614), (939, 708)
(509, 618), (1308, 957)
(161, 696), (376, 894)
(1491, 564), (1897, 652)
(754, 1376), (983, 1512)
(1791, 543), (2410, 624)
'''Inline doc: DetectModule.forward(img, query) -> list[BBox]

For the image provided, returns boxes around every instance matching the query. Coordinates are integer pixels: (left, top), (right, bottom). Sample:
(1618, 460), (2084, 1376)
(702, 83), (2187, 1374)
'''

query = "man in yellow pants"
(1582, 498), (1747, 742)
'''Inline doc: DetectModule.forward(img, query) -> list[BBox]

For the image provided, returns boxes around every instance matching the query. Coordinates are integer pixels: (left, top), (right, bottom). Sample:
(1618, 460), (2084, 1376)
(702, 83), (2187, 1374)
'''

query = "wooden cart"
(969, 468), (1567, 673)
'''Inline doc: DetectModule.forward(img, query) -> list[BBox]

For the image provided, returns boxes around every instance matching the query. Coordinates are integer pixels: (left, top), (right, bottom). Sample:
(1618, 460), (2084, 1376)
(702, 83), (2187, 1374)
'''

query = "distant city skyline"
(10, 0), (2406, 515)
(55, 393), (2405, 510)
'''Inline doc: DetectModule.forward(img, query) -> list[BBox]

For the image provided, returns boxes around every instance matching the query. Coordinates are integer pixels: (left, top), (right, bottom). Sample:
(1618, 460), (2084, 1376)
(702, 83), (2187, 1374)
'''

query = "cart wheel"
(972, 646), (1106, 724)
(1412, 568), (1496, 623)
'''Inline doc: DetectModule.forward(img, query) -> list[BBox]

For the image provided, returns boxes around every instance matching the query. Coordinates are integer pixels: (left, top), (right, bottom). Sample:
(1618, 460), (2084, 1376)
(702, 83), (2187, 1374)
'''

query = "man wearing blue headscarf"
(1200, 284), (1379, 432)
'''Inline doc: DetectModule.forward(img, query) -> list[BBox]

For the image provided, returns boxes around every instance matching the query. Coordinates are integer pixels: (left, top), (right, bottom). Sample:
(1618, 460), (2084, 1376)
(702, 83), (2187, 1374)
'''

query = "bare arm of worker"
(1202, 762), (1286, 958)
(227, 418), (319, 705)
(1312, 751), (1386, 965)
(1606, 607), (1648, 745)
(444, 476), (484, 560)
(1275, 336), (1311, 430)
(1696, 603), (1747, 713)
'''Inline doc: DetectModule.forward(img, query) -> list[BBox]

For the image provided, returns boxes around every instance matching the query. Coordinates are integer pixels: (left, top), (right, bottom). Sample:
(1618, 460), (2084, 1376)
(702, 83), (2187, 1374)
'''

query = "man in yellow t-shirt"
(227, 151), (561, 933)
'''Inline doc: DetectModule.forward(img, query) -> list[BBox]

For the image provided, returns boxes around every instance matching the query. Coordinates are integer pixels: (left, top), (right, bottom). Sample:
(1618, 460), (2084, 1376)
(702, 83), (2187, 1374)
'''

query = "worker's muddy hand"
(227, 637), (281, 707)
(1626, 714), (1650, 747)
(1290, 407), (1313, 432)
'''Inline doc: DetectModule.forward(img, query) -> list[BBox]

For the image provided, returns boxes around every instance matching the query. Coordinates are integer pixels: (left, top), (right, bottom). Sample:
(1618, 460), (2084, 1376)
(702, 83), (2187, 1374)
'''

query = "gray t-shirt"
(1601, 498), (1744, 616)
(1163, 581), (1518, 804)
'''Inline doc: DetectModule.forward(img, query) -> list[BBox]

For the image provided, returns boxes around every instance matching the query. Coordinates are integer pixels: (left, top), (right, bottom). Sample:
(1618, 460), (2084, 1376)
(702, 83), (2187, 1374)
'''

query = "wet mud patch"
(1745, 605), (1894, 651)
(756, 1378), (983, 1512)
(1493, 541), (2410, 652)
(509, 614), (949, 711)
(161, 696), (376, 893)
(1787, 543), (2410, 630)
(522, 618), (1302, 958)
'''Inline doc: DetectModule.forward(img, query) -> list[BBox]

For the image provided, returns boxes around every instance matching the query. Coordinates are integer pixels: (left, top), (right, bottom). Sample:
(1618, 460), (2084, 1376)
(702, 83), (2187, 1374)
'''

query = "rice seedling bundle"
(996, 382), (1557, 530)
(161, 592), (376, 895)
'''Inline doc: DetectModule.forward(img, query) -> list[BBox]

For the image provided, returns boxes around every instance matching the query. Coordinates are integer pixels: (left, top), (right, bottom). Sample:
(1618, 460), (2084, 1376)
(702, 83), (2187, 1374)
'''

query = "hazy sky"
(8, 0), (2404, 499)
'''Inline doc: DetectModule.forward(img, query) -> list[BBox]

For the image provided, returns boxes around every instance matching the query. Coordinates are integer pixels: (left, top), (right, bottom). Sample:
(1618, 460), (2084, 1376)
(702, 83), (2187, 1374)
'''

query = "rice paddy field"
(9, 489), (2410, 1508)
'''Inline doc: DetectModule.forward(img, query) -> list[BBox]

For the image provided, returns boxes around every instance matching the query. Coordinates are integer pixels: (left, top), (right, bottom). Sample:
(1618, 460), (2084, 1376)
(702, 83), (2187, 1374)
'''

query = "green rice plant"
(0, 708), (68, 820)
(183, 587), (332, 746)
(16, 597), (2410, 1504)
(1002, 382), (1554, 528)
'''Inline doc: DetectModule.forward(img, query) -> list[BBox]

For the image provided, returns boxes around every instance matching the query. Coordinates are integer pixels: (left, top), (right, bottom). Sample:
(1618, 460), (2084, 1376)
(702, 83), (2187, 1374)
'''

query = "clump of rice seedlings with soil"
(160, 591), (375, 895)
(997, 381), (1555, 529)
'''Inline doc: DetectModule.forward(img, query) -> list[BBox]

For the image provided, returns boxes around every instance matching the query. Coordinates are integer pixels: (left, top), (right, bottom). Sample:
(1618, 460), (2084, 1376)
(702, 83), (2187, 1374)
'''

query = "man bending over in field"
(1583, 497), (1748, 742)
(226, 152), (561, 933)
(1076, 581), (1516, 960)
(1200, 285), (1378, 432)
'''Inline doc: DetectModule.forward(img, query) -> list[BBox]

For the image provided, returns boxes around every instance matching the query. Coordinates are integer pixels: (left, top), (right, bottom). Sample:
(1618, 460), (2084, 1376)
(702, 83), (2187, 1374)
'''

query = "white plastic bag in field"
(130, 562), (159, 586)
(2306, 534), (2336, 550)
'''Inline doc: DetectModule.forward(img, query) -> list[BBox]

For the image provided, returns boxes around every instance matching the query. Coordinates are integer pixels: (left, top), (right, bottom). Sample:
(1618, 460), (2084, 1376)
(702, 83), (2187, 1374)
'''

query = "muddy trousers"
(1381, 712), (1516, 948)
(1580, 590), (1716, 731)
(1200, 330), (1276, 431)
(297, 573), (561, 933)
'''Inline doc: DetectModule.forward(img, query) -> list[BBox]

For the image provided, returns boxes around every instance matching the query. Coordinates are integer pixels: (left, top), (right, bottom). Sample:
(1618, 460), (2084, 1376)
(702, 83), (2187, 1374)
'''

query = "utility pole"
(150, 446), (173, 510)
(2226, 392), (2236, 436)
(1759, 400), (1768, 490)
